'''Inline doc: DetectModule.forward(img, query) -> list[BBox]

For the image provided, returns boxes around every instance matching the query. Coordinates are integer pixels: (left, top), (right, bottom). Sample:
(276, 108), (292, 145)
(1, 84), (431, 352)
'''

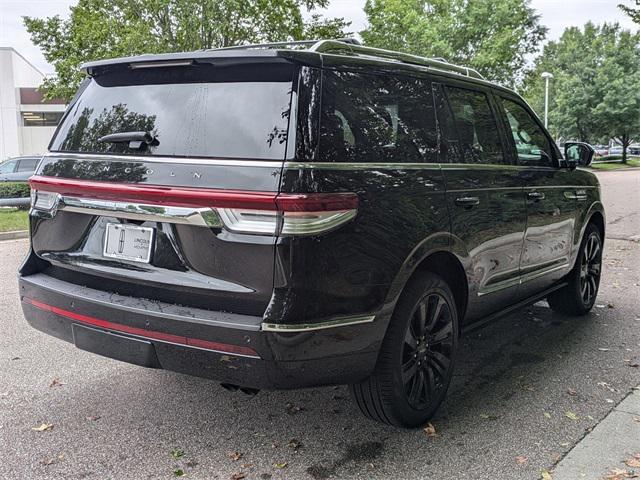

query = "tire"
(350, 271), (458, 428)
(547, 223), (603, 316)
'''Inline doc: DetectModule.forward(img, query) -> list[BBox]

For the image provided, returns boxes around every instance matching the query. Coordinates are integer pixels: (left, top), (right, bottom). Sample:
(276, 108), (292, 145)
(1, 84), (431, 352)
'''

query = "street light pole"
(541, 72), (554, 128)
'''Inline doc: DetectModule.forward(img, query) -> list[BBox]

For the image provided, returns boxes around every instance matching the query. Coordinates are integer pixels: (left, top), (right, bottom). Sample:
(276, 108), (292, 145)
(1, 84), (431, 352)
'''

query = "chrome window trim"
(44, 152), (284, 168)
(261, 314), (375, 332)
(283, 162), (440, 170)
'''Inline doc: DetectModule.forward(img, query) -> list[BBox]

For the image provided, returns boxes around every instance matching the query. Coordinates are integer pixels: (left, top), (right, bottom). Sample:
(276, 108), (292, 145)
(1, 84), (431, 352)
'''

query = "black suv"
(20, 40), (604, 427)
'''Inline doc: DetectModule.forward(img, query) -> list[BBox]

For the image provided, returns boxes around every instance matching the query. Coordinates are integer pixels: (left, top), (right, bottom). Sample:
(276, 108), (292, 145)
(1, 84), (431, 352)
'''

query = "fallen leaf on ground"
(49, 378), (65, 388)
(32, 423), (53, 432)
(227, 451), (242, 461)
(515, 455), (528, 465)
(171, 449), (185, 459)
(173, 469), (185, 477)
(479, 413), (499, 420)
(230, 473), (246, 480)
(633, 416), (640, 423)
(602, 468), (638, 479)
(423, 422), (438, 438)
(287, 439), (302, 451)
(273, 462), (288, 469)
(625, 453), (640, 468)
(86, 415), (101, 422)
(564, 411), (579, 421)
(544, 412), (552, 419)
(541, 469), (553, 479)
(567, 388), (577, 396)
(286, 403), (305, 415)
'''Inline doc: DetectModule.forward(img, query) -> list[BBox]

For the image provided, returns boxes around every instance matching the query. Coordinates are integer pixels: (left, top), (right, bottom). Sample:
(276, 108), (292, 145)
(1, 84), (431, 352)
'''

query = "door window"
(499, 97), (554, 167)
(319, 70), (439, 163)
(0, 160), (18, 174)
(445, 87), (506, 165)
(17, 158), (38, 172)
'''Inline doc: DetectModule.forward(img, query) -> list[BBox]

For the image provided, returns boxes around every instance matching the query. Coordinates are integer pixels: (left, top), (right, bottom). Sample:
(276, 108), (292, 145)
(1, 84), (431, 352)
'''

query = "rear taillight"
(29, 176), (358, 236)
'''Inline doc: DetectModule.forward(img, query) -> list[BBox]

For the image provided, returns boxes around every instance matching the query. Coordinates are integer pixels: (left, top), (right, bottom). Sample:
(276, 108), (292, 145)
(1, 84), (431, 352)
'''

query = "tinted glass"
(499, 97), (553, 166)
(50, 64), (294, 160)
(446, 87), (505, 164)
(17, 158), (38, 172)
(0, 160), (17, 174)
(319, 70), (438, 163)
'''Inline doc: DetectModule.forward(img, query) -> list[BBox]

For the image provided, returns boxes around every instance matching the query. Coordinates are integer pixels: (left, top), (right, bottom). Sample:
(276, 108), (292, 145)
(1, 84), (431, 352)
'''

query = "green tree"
(24, 0), (350, 101)
(619, 1), (640, 24)
(360, 0), (546, 84)
(522, 23), (640, 162)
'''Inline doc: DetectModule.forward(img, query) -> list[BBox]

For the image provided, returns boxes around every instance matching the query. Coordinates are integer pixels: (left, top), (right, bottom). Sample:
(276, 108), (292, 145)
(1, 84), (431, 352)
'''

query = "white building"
(0, 47), (66, 161)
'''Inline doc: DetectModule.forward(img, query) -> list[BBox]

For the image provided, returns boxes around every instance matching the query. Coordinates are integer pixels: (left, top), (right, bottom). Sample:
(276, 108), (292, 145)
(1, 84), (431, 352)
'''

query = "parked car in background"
(629, 145), (640, 155)
(593, 145), (609, 157)
(609, 146), (623, 156)
(0, 156), (40, 182)
(20, 39), (605, 428)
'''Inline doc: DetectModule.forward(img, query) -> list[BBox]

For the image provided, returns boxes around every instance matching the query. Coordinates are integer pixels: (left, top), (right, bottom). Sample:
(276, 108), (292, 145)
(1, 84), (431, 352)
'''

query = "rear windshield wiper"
(98, 131), (159, 150)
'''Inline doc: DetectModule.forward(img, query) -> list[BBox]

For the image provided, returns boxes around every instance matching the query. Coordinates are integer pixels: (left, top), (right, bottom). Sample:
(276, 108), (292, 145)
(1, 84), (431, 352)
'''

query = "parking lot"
(1, 170), (639, 480)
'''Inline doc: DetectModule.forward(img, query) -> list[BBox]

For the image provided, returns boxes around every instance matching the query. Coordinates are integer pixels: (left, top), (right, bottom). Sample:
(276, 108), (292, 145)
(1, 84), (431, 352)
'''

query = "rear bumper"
(19, 273), (380, 389)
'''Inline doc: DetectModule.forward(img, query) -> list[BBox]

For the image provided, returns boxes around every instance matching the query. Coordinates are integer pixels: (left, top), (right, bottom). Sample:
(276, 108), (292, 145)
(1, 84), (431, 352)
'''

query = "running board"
(460, 282), (568, 336)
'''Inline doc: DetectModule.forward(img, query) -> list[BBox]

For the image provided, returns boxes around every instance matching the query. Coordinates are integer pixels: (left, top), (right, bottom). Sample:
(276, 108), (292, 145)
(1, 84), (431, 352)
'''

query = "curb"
(0, 230), (29, 241)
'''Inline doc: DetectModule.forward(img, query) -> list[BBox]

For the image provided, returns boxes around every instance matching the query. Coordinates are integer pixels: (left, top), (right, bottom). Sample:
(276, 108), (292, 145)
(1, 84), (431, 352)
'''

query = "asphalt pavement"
(1, 169), (639, 480)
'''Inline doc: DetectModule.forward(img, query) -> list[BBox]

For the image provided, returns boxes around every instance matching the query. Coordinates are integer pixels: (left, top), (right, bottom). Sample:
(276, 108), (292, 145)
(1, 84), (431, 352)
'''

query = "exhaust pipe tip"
(220, 383), (260, 396)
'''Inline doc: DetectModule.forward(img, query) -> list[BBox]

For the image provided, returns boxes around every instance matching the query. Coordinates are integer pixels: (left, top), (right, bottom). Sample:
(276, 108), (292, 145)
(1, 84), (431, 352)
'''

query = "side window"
(499, 97), (554, 167)
(319, 70), (439, 163)
(17, 158), (38, 172)
(0, 160), (18, 174)
(445, 86), (506, 165)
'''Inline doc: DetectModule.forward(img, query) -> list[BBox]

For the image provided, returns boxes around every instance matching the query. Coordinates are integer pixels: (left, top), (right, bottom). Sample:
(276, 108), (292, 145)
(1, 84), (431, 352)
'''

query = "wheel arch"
(384, 233), (470, 330)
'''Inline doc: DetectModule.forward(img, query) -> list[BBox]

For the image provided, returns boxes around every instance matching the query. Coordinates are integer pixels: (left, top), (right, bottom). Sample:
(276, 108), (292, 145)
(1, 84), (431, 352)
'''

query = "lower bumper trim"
(24, 296), (260, 358)
(261, 314), (376, 332)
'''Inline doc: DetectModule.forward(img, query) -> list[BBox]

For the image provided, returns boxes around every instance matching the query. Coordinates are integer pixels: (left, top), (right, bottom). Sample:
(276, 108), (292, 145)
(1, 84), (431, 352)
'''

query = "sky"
(0, 0), (638, 75)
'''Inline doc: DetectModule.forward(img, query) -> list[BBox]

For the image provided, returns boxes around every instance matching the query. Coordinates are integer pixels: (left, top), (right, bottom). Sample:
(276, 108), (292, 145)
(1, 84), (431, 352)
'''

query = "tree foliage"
(24, 0), (350, 101)
(360, 0), (547, 84)
(522, 22), (640, 162)
(619, 1), (640, 24)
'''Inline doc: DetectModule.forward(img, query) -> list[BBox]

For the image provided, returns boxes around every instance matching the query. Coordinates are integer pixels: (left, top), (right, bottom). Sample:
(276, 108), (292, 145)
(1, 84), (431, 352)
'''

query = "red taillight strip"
(29, 175), (278, 210)
(24, 297), (259, 358)
(29, 176), (359, 212)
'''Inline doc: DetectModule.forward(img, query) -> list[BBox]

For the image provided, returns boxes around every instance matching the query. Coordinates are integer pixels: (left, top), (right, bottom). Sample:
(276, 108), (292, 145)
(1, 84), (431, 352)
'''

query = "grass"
(590, 156), (640, 170)
(0, 208), (29, 232)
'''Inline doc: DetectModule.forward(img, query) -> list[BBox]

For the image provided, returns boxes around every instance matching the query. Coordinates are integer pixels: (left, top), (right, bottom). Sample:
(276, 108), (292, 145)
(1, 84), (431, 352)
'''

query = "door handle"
(455, 196), (480, 207)
(527, 191), (545, 201)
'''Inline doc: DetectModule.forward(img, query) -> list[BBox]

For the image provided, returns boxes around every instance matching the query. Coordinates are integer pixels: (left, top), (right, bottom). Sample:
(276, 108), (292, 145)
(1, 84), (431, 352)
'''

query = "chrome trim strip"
(478, 262), (570, 296)
(34, 195), (222, 227)
(261, 314), (376, 332)
(45, 152), (284, 168)
(283, 162), (440, 170)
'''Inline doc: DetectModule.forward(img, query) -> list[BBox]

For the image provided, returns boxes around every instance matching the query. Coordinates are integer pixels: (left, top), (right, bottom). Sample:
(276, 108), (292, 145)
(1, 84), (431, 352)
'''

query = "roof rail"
(213, 38), (361, 51)
(310, 40), (484, 80)
(212, 38), (483, 80)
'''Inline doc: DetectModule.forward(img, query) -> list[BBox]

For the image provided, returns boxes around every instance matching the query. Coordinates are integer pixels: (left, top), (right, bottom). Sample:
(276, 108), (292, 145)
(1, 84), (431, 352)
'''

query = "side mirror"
(564, 142), (595, 169)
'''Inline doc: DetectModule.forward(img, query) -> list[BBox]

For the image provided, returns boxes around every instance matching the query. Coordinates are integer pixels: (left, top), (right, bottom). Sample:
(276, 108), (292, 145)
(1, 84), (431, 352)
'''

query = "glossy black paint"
(19, 51), (605, 391)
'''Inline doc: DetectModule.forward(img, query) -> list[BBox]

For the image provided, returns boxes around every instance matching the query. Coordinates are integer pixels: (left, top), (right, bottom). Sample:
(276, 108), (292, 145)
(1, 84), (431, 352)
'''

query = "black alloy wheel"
(548, 222), (603, 315)
(579, 231), (602, 306)
(350, 271), (458, 427)
(402, 293), (454, 410)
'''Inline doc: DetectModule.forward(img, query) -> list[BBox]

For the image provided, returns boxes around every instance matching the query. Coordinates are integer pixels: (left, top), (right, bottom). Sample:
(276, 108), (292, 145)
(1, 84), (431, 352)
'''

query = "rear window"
(50, 63), (294, 160)
(318, 70), (438, 163)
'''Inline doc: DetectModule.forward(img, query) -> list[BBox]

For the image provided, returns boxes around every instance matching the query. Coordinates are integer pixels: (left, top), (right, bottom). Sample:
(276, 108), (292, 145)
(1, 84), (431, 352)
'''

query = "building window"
(21, 111), (64, 127)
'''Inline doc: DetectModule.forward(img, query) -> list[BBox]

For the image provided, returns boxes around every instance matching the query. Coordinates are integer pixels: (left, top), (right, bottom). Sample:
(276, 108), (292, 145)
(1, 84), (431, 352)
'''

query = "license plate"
(103, 223), (154, 263)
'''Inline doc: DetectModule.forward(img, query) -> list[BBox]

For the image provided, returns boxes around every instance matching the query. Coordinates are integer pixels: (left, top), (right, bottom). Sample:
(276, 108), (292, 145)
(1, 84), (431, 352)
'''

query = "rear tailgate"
(27, 58), (295, 317)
